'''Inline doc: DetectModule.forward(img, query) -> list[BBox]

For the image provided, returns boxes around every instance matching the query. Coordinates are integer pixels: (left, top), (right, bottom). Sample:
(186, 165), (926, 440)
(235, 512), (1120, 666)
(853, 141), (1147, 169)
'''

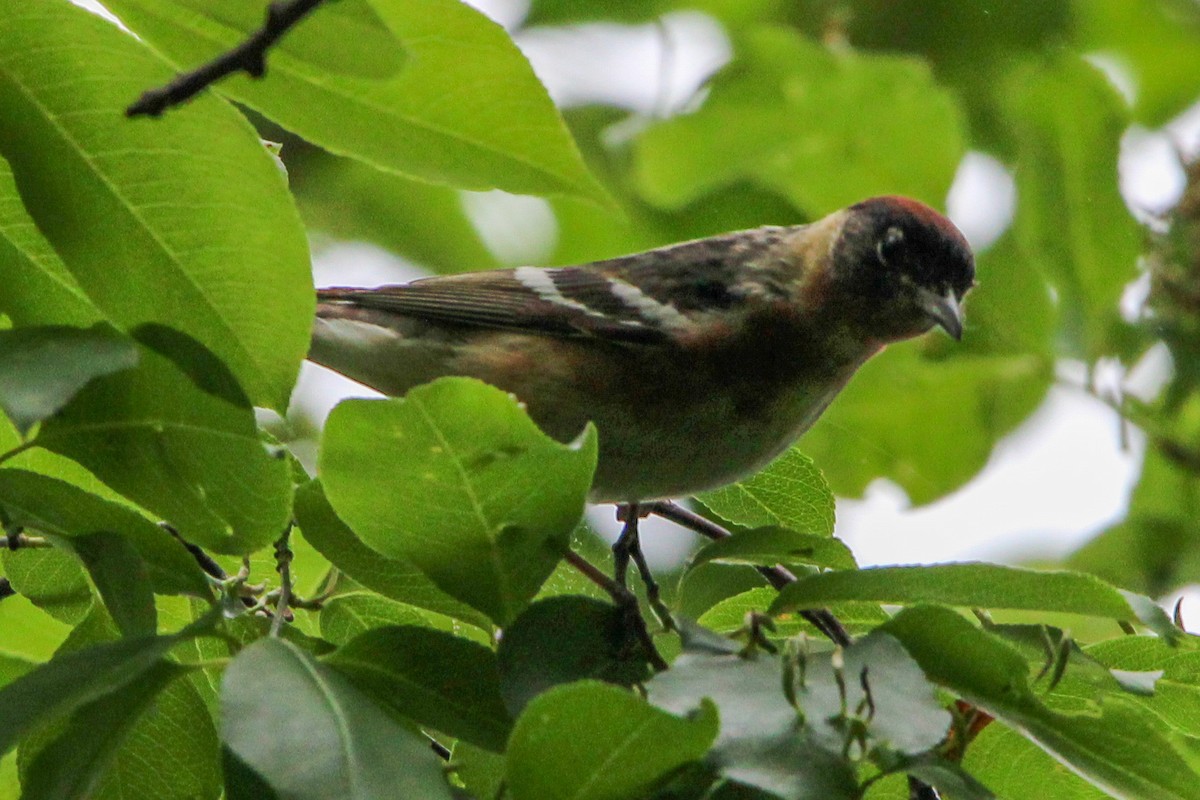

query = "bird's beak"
(916, 287), (964, 341)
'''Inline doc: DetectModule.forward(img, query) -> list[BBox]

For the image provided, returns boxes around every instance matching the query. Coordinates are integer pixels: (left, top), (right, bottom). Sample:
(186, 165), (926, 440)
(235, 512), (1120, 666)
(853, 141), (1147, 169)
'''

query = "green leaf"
(0, 469), (209, 597)
(525, 0), (778, 25)
(801, 345), (1053, 504)
(320, 378), (597, 626)
(0, 653), (35, 691)
(506, 681), (719, 800)
(770, 563), (1177, 638)
(106, 0), (610, 206)
(688, 527), (855, 573)
(978, 623), (1161, 709)
(902, 756), (997, 800)
(66, 532), (156, 638)
(655, 631), (950, 772)
(0, 325), (137, 436)
(1, 547), (93, 624)
(450, 741), (506, 800)
(0, 155), (101, 327)
(223, 747), (279, 800)
(697, 587), (888, 639)
(962, 723), (1109, 800)
(19, 662), (220, 800)
(0, 1), (312, 411)
(318, 591), (489, 647)
(647, 646), (859, 799)
(0, 607), (217, 757)
(1073, 0), (1200, 125)
(697, 449), (835, 536)
(496, 596), (653, 717)
(883, 606), (1200, 800)
(1081, 636), (1200, 738)
(326, 625), (512, 753)
(636, 27), (966, 214)
(848, 633), (953, 757)
(295, 480), (490, 631)
(30, 328), (292, 554)
(1002, 57), (1139, 359)
(290, 150), (500, 275)
(0, 594), (71, 684)
(1068, 447), (1200, 597)
(221, 637), (453, 800)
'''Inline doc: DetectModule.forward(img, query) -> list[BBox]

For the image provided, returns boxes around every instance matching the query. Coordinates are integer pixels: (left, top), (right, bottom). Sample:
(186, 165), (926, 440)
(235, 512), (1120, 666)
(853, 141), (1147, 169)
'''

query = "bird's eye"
(876, 226), (905, 267)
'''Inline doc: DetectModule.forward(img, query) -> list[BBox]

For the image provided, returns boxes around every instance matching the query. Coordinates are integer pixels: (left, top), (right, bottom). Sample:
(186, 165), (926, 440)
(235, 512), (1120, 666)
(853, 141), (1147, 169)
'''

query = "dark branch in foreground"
(0, 577), (13, 601)
(645, 500), (852, 648)
(564, 549), (670, 672)
(125, 0), (328, 117)
(163, 522), (228, 580)
(0, 531), (49, 551)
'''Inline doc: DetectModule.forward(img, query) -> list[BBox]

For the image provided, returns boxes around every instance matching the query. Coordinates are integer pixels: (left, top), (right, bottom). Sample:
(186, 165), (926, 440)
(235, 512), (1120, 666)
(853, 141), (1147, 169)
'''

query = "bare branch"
(645, 500), (852, 647)
(563, 548), (669, 672)
(126, 0), (328, 118)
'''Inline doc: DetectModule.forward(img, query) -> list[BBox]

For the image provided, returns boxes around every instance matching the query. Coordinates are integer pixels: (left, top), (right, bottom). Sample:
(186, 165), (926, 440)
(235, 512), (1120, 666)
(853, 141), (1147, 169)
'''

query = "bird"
(309, 195), (975, 505)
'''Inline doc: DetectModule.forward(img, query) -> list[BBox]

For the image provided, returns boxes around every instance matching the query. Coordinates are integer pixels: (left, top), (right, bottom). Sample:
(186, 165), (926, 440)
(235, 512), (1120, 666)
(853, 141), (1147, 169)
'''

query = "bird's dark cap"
(848, 196), (975, 296)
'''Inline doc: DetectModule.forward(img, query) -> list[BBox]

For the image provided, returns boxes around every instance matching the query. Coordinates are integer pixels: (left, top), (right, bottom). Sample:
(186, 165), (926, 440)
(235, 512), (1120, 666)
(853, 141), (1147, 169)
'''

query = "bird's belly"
(562, 379), (844, 503)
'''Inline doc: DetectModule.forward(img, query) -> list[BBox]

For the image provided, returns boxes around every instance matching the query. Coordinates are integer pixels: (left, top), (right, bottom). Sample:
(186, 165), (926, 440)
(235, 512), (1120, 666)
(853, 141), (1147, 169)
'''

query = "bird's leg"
(563, 549), (668, 672)
(612, 502), (639, 588)
(614, 503), (675, 631)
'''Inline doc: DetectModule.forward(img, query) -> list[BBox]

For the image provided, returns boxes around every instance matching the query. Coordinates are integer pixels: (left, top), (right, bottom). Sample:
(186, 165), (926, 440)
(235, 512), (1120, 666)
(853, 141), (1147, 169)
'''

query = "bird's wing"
(317, 228), (790, 345)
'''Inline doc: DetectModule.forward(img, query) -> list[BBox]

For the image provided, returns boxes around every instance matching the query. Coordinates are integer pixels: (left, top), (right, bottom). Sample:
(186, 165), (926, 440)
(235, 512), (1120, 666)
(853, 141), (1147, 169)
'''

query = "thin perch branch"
(564, 549), (669, 672)
(645, 500), (851, 647)
(126, 0), (329, 118)
(1, 532), (50, 551)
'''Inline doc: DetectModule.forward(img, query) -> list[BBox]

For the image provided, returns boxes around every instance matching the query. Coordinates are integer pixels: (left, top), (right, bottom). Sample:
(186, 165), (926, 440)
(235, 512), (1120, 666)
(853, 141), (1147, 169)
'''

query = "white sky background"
(76, 0), (1200, 585)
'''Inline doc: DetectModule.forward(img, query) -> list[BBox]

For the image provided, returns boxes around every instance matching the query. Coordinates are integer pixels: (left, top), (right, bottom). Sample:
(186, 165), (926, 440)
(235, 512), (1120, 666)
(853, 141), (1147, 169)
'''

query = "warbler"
(310, 196), (975, 503)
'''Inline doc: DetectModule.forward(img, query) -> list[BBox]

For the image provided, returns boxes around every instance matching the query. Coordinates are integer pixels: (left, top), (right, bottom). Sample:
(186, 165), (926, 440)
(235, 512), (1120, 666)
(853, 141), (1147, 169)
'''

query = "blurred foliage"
(1, 0), (1200, 798)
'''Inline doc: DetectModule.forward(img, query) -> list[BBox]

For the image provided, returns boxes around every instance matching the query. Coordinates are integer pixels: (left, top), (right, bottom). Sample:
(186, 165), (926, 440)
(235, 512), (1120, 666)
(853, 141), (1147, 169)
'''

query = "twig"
(1, 532), (50, 551)
(288, 567), (341, 611)
(645, 501), (851, 647)
(126, 0), (329, 118)
(908, 776), (940, 800)
(429, 737), (451, 761)
(269, 525), (294, 637)
(162, 522), (228, 580)
(564, 549), (669, 672)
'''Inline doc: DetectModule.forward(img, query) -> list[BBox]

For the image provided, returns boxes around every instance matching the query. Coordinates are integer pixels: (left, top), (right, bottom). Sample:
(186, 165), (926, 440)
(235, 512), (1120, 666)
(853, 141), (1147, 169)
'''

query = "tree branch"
(564, 548), (669, 672)
(645, 501), (852, 647)
(162, 522), (228, 580)
(125, 0), (329, 118)
(269, 525), (295, 637)
(1, 531), (50, 551)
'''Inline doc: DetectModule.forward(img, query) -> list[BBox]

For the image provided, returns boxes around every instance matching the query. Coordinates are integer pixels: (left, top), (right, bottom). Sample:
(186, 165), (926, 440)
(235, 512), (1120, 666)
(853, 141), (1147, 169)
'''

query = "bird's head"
(830, 195), (976, 342)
